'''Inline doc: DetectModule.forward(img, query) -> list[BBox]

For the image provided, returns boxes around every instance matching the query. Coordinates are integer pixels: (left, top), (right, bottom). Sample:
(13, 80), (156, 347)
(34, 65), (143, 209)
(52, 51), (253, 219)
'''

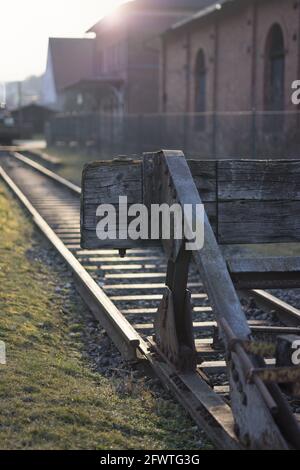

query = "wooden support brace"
(154, 245), (197, 372)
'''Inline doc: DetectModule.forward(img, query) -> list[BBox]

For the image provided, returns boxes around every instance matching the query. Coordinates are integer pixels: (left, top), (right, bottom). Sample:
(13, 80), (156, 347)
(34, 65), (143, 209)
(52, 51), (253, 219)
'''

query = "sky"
(0, 0), (127, 83)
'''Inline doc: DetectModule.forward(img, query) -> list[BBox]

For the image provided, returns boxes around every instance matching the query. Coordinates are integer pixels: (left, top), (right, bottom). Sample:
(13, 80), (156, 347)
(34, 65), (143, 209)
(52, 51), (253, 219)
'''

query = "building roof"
(170, 0), (236, 31)
(169, 0), (237, 31)
(87, 0), (212, 33)
(11, 103), (55, 113)
(48, 37), (95, 92)
(123, 0), (213, 11)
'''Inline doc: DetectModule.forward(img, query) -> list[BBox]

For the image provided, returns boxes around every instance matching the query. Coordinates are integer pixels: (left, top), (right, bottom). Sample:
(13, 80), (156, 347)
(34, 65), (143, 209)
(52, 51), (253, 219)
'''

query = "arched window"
(264, 24), (285, 113)
(194, 49), (206, 131)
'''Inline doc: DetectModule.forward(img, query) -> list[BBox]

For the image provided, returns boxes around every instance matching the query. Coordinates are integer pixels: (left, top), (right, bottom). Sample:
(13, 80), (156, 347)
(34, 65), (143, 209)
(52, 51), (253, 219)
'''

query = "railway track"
(1, 150), (300, 450)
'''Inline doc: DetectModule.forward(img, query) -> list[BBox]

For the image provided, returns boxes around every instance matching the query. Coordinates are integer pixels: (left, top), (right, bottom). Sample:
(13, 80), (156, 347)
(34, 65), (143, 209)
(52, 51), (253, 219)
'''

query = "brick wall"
(163, 0), (300, 112)
(161, 0), (300, 157)
(93, 6), (203, 114)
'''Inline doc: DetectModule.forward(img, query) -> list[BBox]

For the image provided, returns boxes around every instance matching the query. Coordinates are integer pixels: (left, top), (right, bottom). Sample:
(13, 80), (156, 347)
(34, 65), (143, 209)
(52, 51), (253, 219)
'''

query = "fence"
(46, 110), (300, 159)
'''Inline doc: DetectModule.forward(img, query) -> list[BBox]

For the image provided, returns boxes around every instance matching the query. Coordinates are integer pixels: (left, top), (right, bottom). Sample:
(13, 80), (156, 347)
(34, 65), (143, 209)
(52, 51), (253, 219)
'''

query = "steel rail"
(13, 151), (81, 194)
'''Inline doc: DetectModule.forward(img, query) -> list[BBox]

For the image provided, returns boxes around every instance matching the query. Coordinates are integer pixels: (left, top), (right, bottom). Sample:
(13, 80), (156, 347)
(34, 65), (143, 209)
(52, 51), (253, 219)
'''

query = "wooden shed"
(12, 103), (56, 135)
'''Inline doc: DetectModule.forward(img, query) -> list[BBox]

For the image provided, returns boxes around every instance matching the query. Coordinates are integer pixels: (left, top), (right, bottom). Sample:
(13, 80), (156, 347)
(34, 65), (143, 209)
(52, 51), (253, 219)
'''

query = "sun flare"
(0, 0), (129, 82)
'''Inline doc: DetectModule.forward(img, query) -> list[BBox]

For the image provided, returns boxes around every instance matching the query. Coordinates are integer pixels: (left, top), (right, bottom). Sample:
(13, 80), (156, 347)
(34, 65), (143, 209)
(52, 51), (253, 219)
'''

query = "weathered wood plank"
(188, 159), (300, 201)
(228, 256), (300, 273)
(81, 159), (145, 249)
(81, 157), (300, 247)
(218, 200), (300, 244)
(81, 158), (217, 249)
(227, 256), (300, 288)
(218, 160), (300, 201)
(81, 160), (142, 205)
(187, 160), (217, 202)
(189, 159), (300, 244)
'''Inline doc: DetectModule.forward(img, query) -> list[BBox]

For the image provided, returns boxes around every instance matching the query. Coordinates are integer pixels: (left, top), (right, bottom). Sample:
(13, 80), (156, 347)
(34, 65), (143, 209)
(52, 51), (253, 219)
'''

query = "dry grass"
(0, 182), (212, 450)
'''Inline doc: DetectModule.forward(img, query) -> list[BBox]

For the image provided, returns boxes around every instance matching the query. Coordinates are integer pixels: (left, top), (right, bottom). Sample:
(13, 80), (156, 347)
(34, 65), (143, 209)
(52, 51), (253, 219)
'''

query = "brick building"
(65, 0), (215, 115)
(160, 0), (300, 157)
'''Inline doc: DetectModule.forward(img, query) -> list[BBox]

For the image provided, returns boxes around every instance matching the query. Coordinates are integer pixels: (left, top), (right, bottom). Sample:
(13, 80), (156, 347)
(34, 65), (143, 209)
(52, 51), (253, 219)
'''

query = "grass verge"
(0, 182), (212, 450)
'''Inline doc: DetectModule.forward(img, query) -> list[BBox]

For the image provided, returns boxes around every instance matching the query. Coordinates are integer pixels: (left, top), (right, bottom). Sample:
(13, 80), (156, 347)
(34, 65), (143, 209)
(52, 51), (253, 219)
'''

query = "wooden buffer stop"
(81, 150), (300, 449)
